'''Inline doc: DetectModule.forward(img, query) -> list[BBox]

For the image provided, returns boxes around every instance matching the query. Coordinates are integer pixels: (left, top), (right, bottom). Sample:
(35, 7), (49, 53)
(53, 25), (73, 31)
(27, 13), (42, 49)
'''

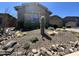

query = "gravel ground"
(15, 29), (79, 48)
(0, 29), (79, 56)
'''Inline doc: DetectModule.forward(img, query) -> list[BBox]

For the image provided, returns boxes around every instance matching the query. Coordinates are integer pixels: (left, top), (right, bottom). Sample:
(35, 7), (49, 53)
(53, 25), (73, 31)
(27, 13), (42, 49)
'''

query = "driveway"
(66, 28), (79, 32)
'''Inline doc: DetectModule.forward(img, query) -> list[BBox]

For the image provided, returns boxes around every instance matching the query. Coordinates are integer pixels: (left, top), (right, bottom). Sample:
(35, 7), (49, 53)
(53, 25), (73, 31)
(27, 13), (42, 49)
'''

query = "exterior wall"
(15, 3), (51, 29)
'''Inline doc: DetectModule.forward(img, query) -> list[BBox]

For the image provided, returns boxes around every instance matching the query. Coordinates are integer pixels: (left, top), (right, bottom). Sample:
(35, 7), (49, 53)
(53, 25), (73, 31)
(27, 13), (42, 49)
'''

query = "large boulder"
(0, 49), (10, 56)
(6, 48), (14, 53)
(3, 40), (17, 50)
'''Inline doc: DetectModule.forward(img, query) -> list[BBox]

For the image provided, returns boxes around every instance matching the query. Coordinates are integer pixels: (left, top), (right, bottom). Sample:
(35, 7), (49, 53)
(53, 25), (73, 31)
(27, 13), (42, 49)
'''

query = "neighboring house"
(49, 15), (63, 28)
(15, 2), (52, 30)
(63, 16), (79, 27)
(65, 21), (77, 27)
(0, 13), (16, 28)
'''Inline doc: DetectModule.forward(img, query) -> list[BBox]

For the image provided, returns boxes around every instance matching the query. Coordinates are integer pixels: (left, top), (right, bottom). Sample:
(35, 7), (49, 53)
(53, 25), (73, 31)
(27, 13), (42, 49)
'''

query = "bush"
(23, 42), (30, 50)
(48, 27), (55, 30)
(30, 37), (39, 43)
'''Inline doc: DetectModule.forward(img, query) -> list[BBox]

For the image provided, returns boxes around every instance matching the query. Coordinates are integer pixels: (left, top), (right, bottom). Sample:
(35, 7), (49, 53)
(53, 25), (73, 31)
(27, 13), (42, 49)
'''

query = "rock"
(58, 52), (65, 56)
(57, 47), (65, 52)
(0, 40), (6, 45)
(6, 48), (14, 53)
(32, 49), (38, 54)
(69, 41), (79, 48)
(51, 51), (54, 55)
(0, 49), (10, 56)
(34, 49), (41, 56)
(77, 47), (79, 51)
(69, 48), (74, 53)
(11, 52), (24, 56)
(0, 45), (2, 48)
(69, 41), (75, 47)
(15, 43), (20, 48)
(51, 44), (56, 48)
(2, 38), (7, 40)
(53, 52), (58, 56)
(0, 38), (3, 42)
(34, 52), (41, 56)
(56, 28), (65, 32)
(69, 41), (74, 44)
(74, 41), (79, 48)
(40, 47), (52, 56)
(15, 31), (23, 38)
(50, 45), (57, 52)
(27, 52), (34, 56)
(40, 50), (47, 56)
(55, 44), (59, 47)
(73, 48), (77, 52)
(7, 36), (12, 40)
(16, 52), (24, 56)
(3, 40), (17, 50)
(51, 51), (54, 53)
(58, 44), (67, 49)
(47, 31), (58, 36)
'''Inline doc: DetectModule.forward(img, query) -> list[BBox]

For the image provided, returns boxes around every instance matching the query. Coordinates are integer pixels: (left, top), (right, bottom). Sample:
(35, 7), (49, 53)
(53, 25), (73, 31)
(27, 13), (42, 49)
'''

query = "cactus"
(40, 16), (46, 35)
(40, 16), (52, 40)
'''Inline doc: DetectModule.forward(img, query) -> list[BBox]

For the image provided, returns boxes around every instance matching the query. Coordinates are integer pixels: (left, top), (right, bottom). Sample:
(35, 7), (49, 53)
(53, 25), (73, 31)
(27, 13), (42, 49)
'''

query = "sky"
(0, 2), (79, 18)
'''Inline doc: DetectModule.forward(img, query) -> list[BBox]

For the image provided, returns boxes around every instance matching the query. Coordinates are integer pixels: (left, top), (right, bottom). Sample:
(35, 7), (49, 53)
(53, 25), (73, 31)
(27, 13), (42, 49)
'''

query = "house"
(63, 16), (79, 28)
(49, 15), (63, 28)
(0, 13), (16, 28)
(15, 2), (52, 30)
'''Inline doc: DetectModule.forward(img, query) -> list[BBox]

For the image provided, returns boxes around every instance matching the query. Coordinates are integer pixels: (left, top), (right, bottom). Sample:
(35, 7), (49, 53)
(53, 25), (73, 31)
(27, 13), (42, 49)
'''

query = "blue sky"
(0, 2), (79, 18)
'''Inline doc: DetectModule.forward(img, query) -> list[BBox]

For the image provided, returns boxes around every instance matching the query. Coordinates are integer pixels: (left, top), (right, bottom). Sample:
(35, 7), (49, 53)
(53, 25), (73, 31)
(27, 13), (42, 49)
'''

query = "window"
(25, 7), (37, 12)
(0, 17), (2, 25)
(33, 14), (39, 22)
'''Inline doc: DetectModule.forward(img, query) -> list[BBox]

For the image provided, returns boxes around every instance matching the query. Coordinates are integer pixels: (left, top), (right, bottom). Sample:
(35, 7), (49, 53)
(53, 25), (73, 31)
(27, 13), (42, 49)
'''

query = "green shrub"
(30, 37), (39, 43)
(23, 42), (30, 50)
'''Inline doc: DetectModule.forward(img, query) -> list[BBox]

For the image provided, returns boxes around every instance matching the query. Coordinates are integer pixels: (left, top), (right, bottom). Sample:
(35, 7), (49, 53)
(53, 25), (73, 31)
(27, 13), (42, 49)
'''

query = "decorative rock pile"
(0, 40), (17, 56)
(25, 40), (79, 56)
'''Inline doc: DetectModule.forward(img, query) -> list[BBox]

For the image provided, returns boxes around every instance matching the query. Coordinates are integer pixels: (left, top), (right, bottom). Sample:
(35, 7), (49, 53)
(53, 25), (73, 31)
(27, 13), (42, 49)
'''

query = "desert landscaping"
(0, 16), (79, 56)
(0, 2), (79, 56)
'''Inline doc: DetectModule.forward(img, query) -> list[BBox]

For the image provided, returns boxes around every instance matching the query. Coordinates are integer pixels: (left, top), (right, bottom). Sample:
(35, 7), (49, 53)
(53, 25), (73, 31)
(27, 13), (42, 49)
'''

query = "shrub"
(23, 42), (30, 50)
(30, 37), (39, 43)
(48, 27), (55, 31)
